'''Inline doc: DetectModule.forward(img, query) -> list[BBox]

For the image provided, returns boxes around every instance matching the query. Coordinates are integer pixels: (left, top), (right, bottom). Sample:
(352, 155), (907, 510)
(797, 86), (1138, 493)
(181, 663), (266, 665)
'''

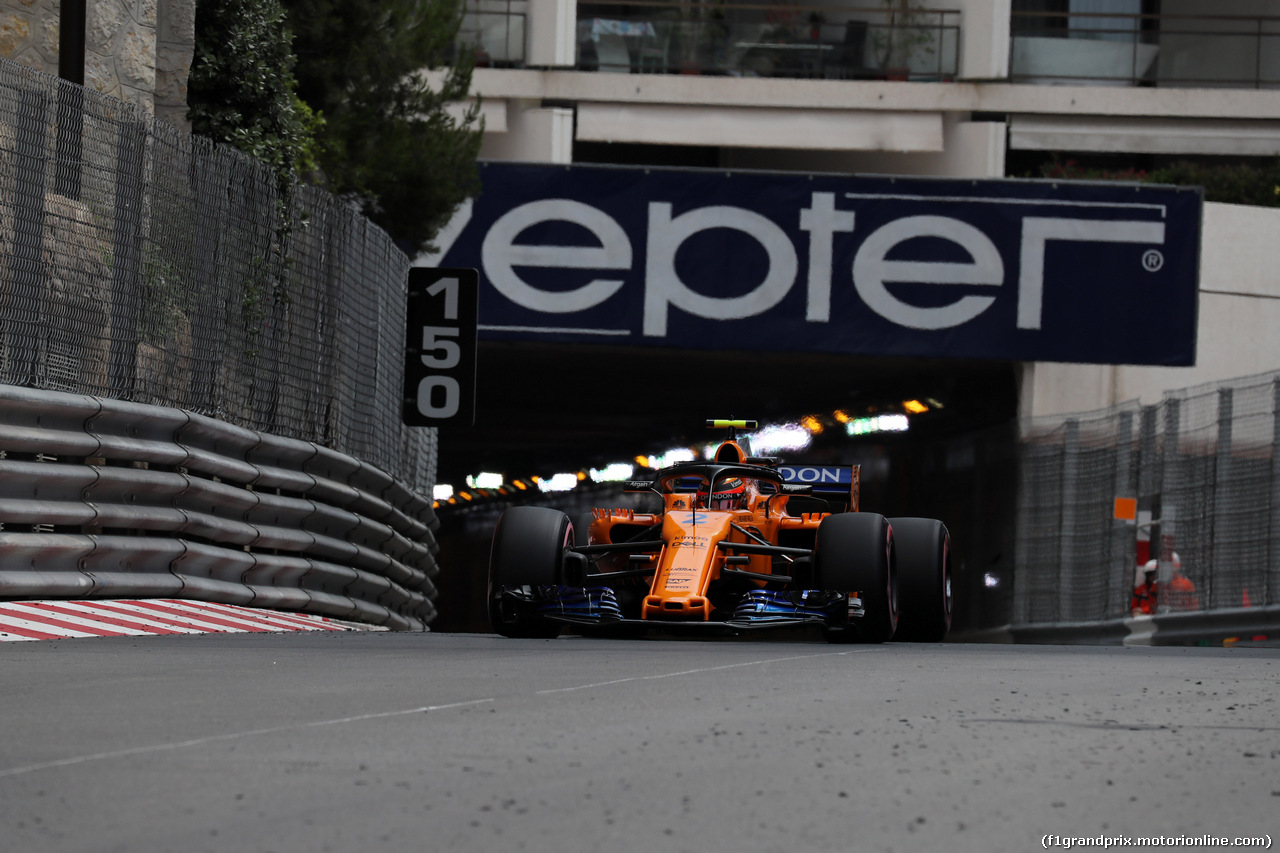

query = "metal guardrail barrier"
(0, 60), (442, 628)
(958, 606), (1280, 647)
(0, 384), (439, 630)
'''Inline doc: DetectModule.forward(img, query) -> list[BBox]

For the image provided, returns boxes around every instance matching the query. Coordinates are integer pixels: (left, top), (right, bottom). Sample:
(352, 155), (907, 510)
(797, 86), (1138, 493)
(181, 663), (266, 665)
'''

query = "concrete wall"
(0, 0), (193, 128)
(1023, 201), (1280, 418)
(722, 114), (1005, 178)
(154, 0), (193, 130)
(0, 0), (59, 73)
(955, 0), (1010, 81)
(477, 99), (573, 162)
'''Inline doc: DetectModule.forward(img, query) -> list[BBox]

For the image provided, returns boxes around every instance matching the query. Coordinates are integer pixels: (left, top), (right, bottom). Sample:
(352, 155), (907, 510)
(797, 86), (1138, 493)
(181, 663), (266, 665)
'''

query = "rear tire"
(488, 506), (573, 638)
(889, 517), (952, 642)
(812, 512), (897, 643)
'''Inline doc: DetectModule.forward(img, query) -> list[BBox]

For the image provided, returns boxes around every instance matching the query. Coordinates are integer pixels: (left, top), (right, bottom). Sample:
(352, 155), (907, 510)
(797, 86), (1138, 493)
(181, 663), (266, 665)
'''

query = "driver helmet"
(699, 478), (746, 510)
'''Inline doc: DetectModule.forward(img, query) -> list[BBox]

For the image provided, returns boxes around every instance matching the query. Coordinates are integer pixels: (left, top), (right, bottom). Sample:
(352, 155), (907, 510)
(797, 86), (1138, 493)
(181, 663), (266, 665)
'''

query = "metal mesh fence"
(1015, 370), (1280, 626)
(0, 60), (435, 494)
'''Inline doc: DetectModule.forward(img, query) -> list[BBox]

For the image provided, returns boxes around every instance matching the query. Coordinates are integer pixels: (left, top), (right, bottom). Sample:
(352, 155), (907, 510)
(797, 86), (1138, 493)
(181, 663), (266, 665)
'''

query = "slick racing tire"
(812, 512), (898, 644)
(488, 506), (574, 639)
(888, 517), (952, 643)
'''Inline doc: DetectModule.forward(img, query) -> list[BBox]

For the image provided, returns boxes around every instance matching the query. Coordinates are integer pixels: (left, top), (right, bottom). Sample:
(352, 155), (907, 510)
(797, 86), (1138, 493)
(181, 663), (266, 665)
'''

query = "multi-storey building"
(447, 0), (1280, 420)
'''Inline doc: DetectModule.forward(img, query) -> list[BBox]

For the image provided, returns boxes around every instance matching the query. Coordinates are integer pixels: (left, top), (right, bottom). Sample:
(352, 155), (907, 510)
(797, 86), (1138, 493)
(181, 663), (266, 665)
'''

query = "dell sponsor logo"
(779, 466), (848, 484)
(447, 192), (1165, 334)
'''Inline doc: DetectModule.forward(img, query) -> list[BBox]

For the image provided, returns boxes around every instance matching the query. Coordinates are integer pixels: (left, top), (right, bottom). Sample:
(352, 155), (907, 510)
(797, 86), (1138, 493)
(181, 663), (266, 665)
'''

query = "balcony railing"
(575, 2), (959, 79)
(458, 1), (960, 81)
(1011, 10), (1280, 89)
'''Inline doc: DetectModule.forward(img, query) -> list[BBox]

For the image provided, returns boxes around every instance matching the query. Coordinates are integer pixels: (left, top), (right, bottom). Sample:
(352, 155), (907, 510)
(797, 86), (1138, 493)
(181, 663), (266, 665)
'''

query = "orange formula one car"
(488, 420), (952, 643)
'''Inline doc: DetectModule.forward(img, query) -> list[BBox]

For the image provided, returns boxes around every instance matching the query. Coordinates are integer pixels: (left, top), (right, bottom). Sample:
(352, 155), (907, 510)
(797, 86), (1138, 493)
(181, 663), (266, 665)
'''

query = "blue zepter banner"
(427, 162), (1202, 366)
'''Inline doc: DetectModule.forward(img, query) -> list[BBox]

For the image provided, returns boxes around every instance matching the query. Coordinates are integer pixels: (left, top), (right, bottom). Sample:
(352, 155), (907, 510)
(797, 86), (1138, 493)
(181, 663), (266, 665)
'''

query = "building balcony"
(460, 1), (961, 81)
(459, 2), (1280, 90)
(448, 2), (1280, 165)
(1011, 9), (1280, 89)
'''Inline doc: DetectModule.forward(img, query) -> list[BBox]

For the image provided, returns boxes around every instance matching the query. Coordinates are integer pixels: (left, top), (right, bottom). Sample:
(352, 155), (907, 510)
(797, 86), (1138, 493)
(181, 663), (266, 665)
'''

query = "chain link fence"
(0, 59), (435, 494)
(1015, 369), (1280, 627)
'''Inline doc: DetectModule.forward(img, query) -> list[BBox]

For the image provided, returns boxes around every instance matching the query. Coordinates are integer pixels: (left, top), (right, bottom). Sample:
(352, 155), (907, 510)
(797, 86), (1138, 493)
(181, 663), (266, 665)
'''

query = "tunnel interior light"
(650, 447), (696, 468)
(847, 414), (910, 435)
(591, 463), (635, 482)
(467, 472), (504, 489)
(538, 473), (580, 492)
(747, 423), (812, 454)
(436, 400), (953, 510)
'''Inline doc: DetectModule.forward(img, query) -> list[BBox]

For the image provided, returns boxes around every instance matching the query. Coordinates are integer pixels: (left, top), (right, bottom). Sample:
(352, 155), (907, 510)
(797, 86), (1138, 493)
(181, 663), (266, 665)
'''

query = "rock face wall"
(0, 1), (193, 130)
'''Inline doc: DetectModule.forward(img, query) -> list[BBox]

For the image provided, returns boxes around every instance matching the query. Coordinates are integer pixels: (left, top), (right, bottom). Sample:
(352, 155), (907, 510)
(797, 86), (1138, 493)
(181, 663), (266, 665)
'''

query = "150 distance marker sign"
(404, 267), (478, 426)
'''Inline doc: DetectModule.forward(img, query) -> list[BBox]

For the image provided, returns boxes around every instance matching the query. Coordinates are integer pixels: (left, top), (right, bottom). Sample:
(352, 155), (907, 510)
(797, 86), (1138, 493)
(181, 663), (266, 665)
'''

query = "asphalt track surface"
(1, 633), (1277, 853)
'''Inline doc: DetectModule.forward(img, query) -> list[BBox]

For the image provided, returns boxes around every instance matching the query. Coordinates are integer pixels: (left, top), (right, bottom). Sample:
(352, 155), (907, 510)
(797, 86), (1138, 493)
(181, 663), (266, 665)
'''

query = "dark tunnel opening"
(432, 342), (1021, 637)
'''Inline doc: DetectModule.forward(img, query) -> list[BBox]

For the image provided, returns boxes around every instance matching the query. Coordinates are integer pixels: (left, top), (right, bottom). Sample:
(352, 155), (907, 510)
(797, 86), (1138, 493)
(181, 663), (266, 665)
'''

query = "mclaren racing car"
(487, 420), (951, 643)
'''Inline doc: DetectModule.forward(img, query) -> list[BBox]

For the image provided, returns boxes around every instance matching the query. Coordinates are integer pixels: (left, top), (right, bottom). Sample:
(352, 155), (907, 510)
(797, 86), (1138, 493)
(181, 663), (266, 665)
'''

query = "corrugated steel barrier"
(0, 384), (438, 630)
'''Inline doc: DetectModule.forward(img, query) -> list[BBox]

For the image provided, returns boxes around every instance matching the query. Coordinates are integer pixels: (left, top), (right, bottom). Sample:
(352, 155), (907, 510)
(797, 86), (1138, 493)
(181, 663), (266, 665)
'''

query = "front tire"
(812, 512), (897, 643)
(890, 517), (952, 642)
(488, 506), (573, 638)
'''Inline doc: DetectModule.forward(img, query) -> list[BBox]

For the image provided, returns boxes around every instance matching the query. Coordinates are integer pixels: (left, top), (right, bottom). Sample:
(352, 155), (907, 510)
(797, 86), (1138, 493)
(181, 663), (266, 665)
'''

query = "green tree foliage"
(187, 0), (316, 190)
(1147, 160), (1280, 208)
(1039, 156), (1280, 208)
(282, 0), (484, 255)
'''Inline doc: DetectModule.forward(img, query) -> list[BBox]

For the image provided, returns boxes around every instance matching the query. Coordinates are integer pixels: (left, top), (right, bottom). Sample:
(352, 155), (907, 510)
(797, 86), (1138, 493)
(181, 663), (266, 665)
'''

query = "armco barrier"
(0, 384), (438, 629)
(956, 605), (1280, 646)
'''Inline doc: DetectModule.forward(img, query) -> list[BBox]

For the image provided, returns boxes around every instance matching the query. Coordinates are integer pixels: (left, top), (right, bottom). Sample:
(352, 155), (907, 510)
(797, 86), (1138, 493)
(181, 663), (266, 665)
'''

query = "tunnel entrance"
(433, 341), (1019, 636)
(422, 161), (1199, 636)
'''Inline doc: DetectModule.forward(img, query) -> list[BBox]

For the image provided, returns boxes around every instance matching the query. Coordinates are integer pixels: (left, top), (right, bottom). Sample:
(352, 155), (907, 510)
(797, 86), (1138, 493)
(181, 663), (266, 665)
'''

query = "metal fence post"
(1139, 404), (1161, 500)
(11, 86), (50, 386)
(1159, 397), (1181, 602)
(1209, 388), (1233, 609)
(1271, 379), (1280, 607)
(1109, 410), (1136, 619)
(54, 78), (83, 200)
(186, 139), (230, 412)
(107, 117), (147, 397)
(1056, 418), (1079, 623)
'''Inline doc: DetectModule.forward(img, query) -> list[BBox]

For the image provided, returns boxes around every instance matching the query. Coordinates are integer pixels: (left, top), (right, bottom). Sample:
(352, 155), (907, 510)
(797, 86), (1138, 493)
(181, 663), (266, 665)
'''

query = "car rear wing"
(778, 465), (861, 512)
